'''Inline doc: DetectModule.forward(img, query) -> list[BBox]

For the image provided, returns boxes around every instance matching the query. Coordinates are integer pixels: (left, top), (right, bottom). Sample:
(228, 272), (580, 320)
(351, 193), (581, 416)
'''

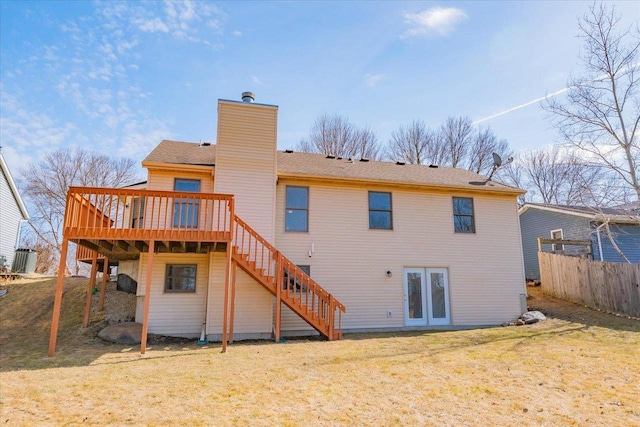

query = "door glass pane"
(407, 272), (423, 319)
(430, 272), (446, 319)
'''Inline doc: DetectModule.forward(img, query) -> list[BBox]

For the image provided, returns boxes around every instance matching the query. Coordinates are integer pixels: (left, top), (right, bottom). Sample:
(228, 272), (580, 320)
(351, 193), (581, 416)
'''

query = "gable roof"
(143, 140), (524, 195)
(0, 152), (29, 220)
(519, 202), (640, 224)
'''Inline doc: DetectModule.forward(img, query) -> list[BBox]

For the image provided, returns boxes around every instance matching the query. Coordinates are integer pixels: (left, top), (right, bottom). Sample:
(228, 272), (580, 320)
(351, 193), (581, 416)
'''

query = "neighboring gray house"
(519, 203), (640, 281)
(0, 151), (29, 271)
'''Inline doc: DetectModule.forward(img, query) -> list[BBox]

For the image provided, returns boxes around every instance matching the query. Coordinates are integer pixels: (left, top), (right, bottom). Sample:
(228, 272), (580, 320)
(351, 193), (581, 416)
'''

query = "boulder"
(519, 311), (546, 324)
(98, 322), (142, 344)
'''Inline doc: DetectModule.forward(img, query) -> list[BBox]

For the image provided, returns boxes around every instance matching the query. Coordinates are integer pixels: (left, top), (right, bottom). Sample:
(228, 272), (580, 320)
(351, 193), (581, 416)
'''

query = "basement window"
(165, 264), (197, 293)
(283, 265), (310, 292)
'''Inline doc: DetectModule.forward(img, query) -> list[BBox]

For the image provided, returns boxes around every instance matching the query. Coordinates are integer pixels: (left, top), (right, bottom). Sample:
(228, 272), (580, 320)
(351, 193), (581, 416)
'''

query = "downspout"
(596, 226), (604, 261)
(15, 219), (28, 249)
(201, 251), (212, 344)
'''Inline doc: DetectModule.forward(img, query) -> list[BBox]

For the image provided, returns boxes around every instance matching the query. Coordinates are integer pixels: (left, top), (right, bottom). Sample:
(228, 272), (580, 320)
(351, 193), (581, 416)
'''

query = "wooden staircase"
(232, 215), (345, 340)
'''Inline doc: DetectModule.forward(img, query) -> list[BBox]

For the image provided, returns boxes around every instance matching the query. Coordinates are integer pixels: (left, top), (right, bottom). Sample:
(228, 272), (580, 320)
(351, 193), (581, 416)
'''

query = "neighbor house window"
(283, 265), (310, 292)
(453, 197), (475, 233)
(173, 179), (201, 228)
(369, 191), (392, 229)
(165, 264), (197, 292)
(285, 186), (308, 232)
(551, 229), (564, 251)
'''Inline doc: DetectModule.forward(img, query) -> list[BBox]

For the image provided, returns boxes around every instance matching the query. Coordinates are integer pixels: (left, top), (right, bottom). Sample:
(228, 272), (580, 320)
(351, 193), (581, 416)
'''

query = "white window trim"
(550, 228), (564, 251)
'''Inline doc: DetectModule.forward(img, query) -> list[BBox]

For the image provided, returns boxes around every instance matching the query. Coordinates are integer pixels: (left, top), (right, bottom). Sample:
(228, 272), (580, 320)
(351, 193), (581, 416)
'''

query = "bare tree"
(507, 145), (605, 205)
(438, 116), (474, 168)
(21, 148), (138, 274)
(466, 128), (510, 175)
(543, 2), (640, 203)
(352, 126), (382, 160)
(386, 120), (436, 164)
(296, 114), (382, 160)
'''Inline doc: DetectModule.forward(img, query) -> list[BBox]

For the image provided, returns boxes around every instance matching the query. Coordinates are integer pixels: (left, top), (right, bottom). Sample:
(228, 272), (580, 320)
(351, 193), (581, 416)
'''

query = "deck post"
(48, 237), (70, 357)
(229, 259), (237, 343)
(222, 242), (232, 353)
(140, 240), (155, 355)
(83, 251), (99, 327)
(274, 252), (282, 343)
(98, 256), (109, 311)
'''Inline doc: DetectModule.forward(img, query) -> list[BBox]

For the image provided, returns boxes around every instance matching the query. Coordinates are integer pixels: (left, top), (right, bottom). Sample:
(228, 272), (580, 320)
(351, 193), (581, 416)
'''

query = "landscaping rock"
(519, 310), (546, 324)
(98, 322), (142, 344)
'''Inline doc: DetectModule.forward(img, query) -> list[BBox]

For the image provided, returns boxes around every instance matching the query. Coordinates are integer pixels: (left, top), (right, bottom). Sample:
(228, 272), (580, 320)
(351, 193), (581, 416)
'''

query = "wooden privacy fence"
(538, 251), (640, 317)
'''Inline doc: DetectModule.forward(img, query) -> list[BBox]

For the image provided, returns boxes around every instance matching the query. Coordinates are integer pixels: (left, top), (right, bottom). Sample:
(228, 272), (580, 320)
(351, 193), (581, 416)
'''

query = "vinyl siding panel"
(214, 101), (277, 243)
(206, 251), (273, 339)
(593, 222), (640, 263)
(0, 168), (25, 269)
(519, 209), (592, 280)
(135, 253), (208, 337)
(146, 169), (214, 192)
(275, 181), (526, 330)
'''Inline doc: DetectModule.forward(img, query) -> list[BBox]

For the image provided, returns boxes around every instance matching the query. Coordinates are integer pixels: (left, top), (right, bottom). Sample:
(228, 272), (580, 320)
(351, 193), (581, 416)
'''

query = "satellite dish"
(492, 152), (502, 168)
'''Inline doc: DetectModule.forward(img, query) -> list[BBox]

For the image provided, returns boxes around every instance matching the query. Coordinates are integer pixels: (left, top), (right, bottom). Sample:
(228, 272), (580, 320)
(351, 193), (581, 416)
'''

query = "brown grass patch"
(1, 279), (639, 425)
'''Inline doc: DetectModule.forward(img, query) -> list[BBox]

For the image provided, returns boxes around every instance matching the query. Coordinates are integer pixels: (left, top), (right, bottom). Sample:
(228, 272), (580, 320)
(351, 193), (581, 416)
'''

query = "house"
(519, 203), (640, 281)
(48, 93), (528, 356)
(0, 150), (29, 271)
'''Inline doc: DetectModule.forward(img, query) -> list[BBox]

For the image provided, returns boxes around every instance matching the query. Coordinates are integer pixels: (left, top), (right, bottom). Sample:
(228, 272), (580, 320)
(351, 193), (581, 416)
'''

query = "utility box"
(11, 248), (37, 274)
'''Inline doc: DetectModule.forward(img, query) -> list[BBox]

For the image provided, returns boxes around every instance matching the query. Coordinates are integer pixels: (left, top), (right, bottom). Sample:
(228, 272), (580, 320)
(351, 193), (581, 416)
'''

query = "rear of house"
(52, 93), (528, 354)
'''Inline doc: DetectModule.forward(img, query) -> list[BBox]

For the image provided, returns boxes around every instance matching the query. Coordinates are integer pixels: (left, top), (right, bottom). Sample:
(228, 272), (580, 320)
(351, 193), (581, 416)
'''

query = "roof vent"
(242, 92), (255, 103)
(396, 161), (405, 165)
(359, 158), (369, 162)
(428, 164), (438, 168)
(284, 149), (294, 153)
(337, 156), (343, 160)
(200, 141), (211, 147)
(326, 154), (336, 159)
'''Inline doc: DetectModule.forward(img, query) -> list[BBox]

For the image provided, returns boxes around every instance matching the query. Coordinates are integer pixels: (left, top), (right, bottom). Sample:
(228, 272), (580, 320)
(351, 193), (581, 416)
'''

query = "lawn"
(1, 277), (639, 426)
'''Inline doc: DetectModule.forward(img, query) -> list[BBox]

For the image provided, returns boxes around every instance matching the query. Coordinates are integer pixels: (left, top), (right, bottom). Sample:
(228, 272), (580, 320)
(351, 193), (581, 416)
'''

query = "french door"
(403, 268), (450, 326)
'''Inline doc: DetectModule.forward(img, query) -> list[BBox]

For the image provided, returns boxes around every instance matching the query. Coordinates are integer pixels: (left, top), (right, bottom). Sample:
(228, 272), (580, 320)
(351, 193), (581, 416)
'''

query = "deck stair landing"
(232, 215), (345, 340)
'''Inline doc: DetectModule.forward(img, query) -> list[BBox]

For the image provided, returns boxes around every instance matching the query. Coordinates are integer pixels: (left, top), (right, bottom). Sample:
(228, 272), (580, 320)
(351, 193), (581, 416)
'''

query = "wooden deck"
(50, 186), (345, 357)
(67, 186), (234, 260)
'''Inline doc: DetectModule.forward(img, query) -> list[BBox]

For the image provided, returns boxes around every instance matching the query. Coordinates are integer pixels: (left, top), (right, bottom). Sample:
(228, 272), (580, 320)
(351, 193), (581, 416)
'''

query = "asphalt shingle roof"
(143, 140), (523, 194)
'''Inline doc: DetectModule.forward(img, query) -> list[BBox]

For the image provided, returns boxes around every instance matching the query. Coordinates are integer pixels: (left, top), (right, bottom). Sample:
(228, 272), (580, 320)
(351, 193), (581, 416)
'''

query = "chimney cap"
(242, 92), (255, 103)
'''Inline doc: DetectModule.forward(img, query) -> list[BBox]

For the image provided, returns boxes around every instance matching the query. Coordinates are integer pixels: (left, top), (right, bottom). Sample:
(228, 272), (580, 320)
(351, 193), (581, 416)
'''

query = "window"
(283, 265), (310, 292)
(285, 186), (308, 232)
(165, 264), (197, 292)
(453, 197), (475, 233)
(369, 192), (392, 229)
(551, 229), (564, 251)
(173, 179), (201, 228)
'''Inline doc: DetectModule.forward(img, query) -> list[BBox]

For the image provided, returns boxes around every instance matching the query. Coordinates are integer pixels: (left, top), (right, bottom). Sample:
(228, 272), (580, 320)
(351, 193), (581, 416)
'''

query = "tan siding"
(275, 181), (526, 330)
(146, 169), (214, 192)
(214, 101), (277, 243)
(206, 252), (273, 337)
(135, 253), (209, 336)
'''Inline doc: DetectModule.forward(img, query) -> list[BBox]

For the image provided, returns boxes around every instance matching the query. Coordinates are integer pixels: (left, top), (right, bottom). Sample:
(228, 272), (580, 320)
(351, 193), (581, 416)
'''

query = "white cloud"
(402, 7), (468, 38)
(135, 17), (170, 33)
(231, 30), (242, 37)
(252, 76), (265, 86)
(364, 74), (385, 87)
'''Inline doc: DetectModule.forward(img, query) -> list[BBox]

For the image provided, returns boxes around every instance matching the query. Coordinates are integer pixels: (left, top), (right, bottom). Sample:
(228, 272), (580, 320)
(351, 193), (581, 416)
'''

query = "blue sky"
(1, 1), (638, 177)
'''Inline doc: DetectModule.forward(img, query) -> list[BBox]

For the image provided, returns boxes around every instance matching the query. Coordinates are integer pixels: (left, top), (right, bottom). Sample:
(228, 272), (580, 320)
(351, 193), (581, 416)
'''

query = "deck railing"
(233, 215), (345, 339)
(65, 186), (234, 242)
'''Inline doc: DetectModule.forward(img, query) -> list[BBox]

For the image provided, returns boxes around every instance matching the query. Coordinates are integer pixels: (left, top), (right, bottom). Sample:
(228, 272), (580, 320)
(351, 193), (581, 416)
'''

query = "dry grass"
(1, 278), (639, 426)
